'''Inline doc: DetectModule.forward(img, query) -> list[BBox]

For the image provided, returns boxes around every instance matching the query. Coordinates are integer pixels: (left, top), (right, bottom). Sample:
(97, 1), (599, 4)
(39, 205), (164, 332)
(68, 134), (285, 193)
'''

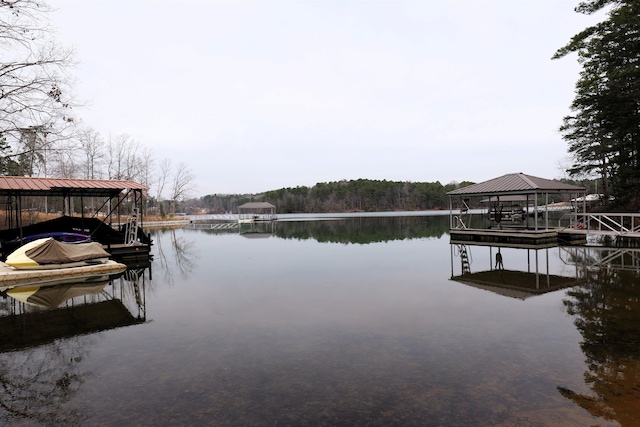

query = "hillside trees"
(196, 179), (471, 214)
(554, 0), (640, 206)
(200, 194), (254, 214)
(196, 179), (464, 214)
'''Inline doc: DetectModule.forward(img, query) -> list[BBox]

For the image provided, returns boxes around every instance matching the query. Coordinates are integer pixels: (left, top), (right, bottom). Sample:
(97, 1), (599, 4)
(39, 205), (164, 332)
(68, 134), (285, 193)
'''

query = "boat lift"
(0, 176), (151, 260)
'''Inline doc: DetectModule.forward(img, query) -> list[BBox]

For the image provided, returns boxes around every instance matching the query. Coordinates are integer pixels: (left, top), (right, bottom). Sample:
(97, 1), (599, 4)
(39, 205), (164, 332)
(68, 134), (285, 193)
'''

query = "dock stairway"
(126, 208), (139, 245)
(562, 212), (640, 238)
(455, 244), (472, 274)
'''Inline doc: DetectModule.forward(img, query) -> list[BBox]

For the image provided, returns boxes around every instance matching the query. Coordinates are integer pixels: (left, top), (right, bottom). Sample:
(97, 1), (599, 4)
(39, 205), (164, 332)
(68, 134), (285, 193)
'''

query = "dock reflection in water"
(449, 242), (587, 299)
(451, 240), (640, 426)
(2, 214), (640, 425)
(0, 265), (149, 425)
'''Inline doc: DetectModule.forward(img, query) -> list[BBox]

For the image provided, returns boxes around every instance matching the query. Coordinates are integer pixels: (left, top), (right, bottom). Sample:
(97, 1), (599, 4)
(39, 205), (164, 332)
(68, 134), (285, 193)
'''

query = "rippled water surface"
(1, 214), (638, 426)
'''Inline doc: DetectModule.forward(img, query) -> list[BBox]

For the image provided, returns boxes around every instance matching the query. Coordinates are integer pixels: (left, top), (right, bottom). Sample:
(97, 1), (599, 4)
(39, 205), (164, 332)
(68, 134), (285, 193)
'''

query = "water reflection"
(449, 241), (640, 424)
(0, 336), (90, 425)
(188, 214), (450, 244)
(5, 214), (640, 425)
(274, 215), (449, 243)
(0, 265), (151, 425)
(153, 228), (197, 285)
(6, 279), (109, 309)
(450, 243), (586, 299)
(559, 247), (640, 426)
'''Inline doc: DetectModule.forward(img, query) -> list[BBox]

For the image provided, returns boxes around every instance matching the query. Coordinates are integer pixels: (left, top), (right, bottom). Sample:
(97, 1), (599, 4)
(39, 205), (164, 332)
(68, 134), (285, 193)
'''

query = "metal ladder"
(454, 199), (471, 229)
(459, 245), (471, 274)
(454, 244), (472, 274)
(126, 208), (139, 245)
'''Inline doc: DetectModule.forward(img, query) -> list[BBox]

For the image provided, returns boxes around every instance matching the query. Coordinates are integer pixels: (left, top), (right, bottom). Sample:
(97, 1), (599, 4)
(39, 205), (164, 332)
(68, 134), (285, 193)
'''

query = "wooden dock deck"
(450, 227), (588, 247)
(103, 242), (151, 263)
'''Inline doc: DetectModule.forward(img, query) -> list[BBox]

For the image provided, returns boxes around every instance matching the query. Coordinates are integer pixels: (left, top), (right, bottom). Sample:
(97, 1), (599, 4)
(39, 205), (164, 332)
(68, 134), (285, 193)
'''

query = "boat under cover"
(5, 237), (110, 269)
(9, 231), (91, 245)
(0, 260), (127, 290)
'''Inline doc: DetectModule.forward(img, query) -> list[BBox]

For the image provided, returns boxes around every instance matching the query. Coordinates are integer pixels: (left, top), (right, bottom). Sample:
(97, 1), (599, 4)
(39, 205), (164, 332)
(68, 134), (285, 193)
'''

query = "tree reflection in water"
(559, 248), (640, 426)
(189, 214), (451, 245)
(273, 215), (450, 244)
(152, 228), (197, 285)
(0, 337), (91, 425)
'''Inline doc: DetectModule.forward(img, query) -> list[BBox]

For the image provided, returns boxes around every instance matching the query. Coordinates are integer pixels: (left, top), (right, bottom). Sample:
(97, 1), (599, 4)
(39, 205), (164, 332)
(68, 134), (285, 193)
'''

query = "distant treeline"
(198, 179), (474, 214)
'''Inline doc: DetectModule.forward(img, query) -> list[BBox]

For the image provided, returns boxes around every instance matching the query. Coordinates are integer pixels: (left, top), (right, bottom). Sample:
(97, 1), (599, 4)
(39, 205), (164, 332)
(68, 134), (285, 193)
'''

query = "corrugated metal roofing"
(238, 202), (276, 209)
(0, 176), (148, 197)
(480, 195), (531, 203)
(447, 173), (586, 196)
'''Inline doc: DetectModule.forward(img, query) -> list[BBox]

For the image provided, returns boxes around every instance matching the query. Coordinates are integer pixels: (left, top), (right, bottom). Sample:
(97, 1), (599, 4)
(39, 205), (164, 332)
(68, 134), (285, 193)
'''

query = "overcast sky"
(50, 0), (604, 196)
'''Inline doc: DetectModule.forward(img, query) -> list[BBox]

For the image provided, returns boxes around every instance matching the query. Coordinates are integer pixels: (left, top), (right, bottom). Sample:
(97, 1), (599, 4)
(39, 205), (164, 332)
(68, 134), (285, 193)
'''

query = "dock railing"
(560, 212), (640, 237)
(559, 245), (640, 271)
(452, 215), (468, 229)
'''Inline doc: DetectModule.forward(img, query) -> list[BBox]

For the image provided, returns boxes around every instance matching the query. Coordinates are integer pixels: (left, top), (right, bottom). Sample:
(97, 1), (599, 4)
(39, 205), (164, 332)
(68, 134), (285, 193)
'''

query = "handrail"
(453, 215), (467, 229)
(590, 215), (627, 233)
(125, 207), (139, 245)
(560, 212), (640, 236)
(559, 246), (640, 271)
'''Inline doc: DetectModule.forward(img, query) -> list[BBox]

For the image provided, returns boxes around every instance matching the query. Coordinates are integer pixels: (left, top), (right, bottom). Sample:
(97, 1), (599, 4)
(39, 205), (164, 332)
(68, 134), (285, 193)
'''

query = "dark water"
(1, 214), (638, 426)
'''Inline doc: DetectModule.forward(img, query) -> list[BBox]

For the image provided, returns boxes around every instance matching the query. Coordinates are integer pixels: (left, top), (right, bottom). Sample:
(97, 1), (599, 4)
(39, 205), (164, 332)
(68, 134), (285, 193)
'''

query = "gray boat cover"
(22, 238), (110, 265)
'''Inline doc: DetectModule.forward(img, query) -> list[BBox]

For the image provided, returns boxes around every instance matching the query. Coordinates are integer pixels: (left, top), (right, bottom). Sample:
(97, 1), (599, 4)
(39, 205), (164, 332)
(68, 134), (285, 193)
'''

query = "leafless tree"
(48, 139), (79, 178)
(152, 158), (172, 216)
(0, 0), (77, 164)
(106, 133), (127, 180)
(78, 126), (105, 179)
(170, 161), (197, 214)
(123, 138), (142, 181)
(155, 157), (170, 196)
(137, 146), (154, 213)
(106, 133), (143, 181)
(138, 146), (154, 188)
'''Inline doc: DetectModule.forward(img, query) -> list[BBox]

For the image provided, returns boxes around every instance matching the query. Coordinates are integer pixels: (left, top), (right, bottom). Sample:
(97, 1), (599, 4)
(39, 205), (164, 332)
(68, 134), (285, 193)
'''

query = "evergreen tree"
(554, 0), (640, 207)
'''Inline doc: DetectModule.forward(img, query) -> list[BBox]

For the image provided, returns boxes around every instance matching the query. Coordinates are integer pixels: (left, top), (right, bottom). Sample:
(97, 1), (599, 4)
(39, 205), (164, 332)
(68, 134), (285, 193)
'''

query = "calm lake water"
(1, 213), (638, 426)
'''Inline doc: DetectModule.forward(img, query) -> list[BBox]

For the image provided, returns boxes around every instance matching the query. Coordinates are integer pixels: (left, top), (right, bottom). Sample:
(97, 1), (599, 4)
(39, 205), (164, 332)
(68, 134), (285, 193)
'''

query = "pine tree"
(554, 1), (640, 207)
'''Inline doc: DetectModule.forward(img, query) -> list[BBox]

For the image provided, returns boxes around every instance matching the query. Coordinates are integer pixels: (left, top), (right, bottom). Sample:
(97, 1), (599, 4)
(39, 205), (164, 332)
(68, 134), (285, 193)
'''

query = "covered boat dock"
(447, 173), (587, 246)
(238, 201), (277, 222)
(0, 176), (151, 261)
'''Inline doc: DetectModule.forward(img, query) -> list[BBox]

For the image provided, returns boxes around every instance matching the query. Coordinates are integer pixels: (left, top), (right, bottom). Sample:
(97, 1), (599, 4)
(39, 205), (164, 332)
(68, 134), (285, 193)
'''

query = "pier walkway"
(451, 212), (640, 247)
(560, 245), (640, 271)
(562, 212), (640, 238)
